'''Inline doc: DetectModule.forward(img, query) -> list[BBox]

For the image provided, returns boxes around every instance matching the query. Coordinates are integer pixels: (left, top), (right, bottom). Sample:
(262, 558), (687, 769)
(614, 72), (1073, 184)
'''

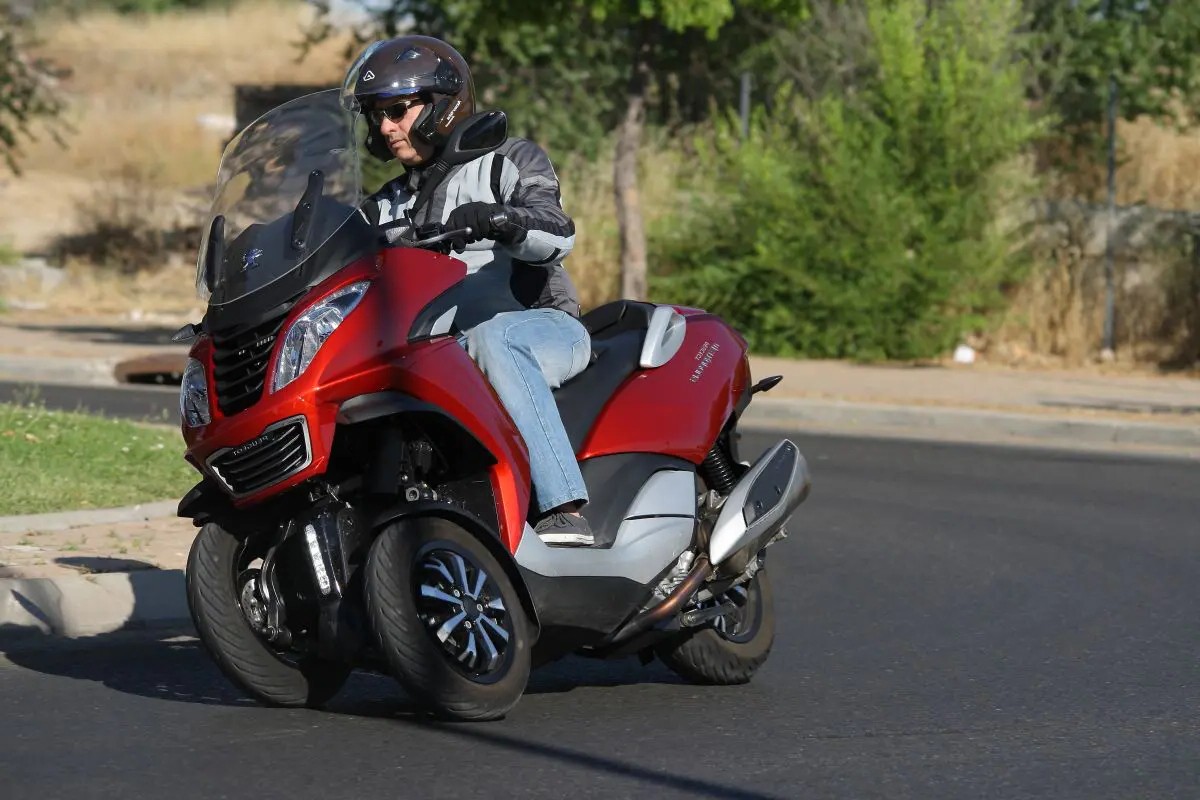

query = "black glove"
(444, 202), (517, 252)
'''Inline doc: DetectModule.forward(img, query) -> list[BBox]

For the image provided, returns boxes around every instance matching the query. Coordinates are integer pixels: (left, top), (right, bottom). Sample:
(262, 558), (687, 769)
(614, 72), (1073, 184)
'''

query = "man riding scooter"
(344, 36), (596, 547)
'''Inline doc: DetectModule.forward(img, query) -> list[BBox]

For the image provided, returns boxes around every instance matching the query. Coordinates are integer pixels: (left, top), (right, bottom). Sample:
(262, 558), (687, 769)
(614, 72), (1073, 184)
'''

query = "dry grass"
(1045, 116), (1200, 210)
(1115, 117), (1200, 210)
(560, 133), (696, 311)
(988, 205), (1200, 371)
(3, 260), (202, 321)
(4, 0), (689, 314)
(22, 0), (355, 188)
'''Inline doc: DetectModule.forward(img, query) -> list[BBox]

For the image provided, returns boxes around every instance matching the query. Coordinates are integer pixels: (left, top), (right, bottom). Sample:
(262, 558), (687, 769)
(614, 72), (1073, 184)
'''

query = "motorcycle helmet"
(342, 35), (476, 163)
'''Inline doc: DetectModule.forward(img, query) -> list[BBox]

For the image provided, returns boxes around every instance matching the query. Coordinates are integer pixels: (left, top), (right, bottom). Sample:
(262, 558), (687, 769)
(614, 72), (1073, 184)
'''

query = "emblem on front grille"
(231, 432), (272, 458)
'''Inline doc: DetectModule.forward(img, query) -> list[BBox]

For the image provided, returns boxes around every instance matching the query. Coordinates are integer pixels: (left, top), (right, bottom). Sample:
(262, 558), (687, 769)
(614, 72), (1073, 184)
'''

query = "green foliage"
(0, 7), (63, 173)
(311, 1), (809, 157)
(1023, 0), (1200, 142)
(653, 0), (1042, 360)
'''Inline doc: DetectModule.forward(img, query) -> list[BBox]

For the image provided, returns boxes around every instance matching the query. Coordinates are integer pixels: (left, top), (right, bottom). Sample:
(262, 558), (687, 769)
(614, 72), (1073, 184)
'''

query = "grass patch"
(0, 402), (196, 515)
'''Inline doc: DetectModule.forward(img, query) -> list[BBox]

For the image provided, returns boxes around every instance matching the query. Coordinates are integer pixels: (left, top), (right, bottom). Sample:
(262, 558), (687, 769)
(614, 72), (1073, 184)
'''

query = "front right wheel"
(655, 568), (775, 685)
(364, 517), (531, 721)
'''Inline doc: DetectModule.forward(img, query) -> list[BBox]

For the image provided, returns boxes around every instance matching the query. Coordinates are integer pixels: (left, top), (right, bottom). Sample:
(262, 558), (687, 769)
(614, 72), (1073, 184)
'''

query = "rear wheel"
(365, 517), (531, 721)
(186, 523), (351, 707)
(656, 568), (775, 685)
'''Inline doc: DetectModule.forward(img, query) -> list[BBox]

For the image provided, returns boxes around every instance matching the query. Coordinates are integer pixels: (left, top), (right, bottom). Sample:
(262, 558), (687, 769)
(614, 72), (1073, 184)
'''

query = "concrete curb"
(0, 500), (190, 644)
(742, 397), (1200, 457)
(0, 569), (188, 641)
(0, 500), (180, 535)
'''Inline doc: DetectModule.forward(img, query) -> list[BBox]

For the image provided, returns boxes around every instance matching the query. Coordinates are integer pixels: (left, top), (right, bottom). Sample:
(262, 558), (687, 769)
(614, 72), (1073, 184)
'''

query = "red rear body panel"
(579, 311), (750, 464)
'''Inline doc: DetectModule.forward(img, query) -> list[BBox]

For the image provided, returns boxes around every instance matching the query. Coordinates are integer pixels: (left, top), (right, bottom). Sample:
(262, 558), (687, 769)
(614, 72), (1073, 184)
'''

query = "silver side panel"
(639, 306), (687, 369)
(624, 468), (696, 517)
(515, 469), (695, 584)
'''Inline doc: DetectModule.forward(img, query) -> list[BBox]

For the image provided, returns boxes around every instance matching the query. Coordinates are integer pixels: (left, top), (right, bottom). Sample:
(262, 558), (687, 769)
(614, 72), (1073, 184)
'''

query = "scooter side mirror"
(440, 111), (508, 166)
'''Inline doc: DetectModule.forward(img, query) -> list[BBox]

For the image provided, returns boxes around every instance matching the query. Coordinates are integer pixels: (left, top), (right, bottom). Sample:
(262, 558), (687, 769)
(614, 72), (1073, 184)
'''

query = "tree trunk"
(614, 42), (651, 301)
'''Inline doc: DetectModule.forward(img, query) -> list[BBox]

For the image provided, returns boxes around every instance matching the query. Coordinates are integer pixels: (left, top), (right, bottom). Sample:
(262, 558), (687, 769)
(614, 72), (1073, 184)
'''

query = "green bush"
(652, 0), (1042, 360)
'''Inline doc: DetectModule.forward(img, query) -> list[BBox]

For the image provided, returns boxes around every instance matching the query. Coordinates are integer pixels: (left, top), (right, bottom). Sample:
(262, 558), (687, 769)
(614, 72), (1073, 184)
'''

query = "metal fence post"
(1102, 74), (1118, 360)
(739, 72), (752, 139)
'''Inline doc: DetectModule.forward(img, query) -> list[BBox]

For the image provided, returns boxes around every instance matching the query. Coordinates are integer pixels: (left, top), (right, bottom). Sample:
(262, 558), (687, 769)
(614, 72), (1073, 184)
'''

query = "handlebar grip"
(489, 209), (512, 231)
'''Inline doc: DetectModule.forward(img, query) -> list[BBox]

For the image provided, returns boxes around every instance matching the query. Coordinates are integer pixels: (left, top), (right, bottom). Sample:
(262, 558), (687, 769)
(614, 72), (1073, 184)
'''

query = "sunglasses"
(367, 96), (428, 126)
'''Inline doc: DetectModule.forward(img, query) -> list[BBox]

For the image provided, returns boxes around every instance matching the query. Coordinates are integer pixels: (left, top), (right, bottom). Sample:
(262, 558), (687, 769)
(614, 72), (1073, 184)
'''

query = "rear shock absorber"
(700, 443), (737, 495)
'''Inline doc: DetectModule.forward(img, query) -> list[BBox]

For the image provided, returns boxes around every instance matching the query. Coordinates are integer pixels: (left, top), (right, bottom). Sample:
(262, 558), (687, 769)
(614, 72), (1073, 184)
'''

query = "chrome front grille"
(211, 315), (287, 416)
(208, 416), (311, 497)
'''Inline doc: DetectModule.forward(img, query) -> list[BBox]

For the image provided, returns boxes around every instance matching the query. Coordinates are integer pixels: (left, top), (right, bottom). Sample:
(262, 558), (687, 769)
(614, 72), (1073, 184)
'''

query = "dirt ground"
(0, 515), (196, 579)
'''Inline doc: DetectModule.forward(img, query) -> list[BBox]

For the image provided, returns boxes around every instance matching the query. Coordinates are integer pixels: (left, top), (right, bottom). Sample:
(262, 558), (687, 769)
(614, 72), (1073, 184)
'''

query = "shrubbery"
(652, 0), (1042, 360)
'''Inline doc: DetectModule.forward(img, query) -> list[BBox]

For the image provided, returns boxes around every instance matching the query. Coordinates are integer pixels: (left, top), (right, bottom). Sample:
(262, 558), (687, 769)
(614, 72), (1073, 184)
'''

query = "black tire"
(365, 517), (531, 721)
(186, 522), (351, 708)
(656, 569), (775, 685)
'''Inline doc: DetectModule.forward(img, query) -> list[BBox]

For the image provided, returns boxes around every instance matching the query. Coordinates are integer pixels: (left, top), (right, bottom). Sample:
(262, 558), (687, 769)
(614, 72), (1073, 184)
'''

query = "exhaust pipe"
(707, 439), (810, 566)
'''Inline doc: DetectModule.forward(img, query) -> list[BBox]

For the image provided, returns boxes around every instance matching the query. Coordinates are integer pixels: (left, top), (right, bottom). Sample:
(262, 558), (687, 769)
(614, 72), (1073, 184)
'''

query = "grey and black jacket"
(366, 137), (580, 333)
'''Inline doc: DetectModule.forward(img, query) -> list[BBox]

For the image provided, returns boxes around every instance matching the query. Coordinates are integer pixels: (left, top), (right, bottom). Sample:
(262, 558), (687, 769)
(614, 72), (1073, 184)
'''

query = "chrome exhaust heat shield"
(707, 439), (810, 566)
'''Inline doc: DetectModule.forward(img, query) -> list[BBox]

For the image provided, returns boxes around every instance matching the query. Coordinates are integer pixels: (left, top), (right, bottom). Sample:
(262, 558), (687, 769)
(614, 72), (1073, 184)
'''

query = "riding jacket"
(365, 137), (580, 333)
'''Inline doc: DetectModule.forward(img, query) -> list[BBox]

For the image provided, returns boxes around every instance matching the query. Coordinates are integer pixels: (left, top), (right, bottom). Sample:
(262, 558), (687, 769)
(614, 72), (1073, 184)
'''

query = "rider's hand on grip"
(444, 202), (517, 252)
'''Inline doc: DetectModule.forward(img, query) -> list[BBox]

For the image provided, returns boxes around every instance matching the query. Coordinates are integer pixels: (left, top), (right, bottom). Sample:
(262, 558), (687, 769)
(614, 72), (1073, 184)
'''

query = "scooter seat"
(553, 300), (656, 452)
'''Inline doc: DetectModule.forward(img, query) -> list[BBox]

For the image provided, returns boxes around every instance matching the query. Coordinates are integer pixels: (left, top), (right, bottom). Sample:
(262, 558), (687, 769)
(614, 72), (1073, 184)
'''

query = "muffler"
(707, 439), (810, 566)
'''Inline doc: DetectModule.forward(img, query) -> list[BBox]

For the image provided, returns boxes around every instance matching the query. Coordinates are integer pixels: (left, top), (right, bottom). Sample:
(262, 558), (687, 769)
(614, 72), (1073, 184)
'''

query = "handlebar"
(391, 209), (513, 251)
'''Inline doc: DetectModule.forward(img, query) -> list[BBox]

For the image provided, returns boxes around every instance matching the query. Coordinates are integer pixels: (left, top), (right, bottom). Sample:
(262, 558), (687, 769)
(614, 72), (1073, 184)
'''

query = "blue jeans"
(463, 309), (592, 514)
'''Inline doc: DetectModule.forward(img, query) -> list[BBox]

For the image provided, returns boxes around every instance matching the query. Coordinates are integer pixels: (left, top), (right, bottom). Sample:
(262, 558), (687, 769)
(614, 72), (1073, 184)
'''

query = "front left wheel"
(186, 522), (351, 708)
(365, 517), (531, 721)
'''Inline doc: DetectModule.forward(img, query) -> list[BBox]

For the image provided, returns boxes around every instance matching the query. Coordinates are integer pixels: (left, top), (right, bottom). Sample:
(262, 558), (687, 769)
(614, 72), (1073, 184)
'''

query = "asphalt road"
(2, 430), (1197, 798)
(0, 379), (179, 424)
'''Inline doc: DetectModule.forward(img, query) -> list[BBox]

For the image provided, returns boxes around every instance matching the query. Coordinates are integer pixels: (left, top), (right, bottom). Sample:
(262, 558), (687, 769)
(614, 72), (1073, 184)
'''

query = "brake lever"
(407, 226), (474, 249)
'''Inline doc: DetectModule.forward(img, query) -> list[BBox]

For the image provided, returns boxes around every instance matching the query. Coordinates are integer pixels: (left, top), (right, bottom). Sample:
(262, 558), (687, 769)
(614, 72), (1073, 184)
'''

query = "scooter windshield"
(195, 89), (364, 305)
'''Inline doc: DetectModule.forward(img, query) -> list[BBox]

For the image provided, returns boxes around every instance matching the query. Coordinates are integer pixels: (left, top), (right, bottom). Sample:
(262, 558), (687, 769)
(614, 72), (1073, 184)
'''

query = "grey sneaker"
(535, 512), (595, 547)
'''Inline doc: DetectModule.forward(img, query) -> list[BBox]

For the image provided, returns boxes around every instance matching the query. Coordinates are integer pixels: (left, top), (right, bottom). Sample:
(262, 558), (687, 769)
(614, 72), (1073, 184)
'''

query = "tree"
(654, 0), (1042, 359)
(307, 0), (808, 300)
(1023, 0), (1200, 148)
(0, 4), (62, 173)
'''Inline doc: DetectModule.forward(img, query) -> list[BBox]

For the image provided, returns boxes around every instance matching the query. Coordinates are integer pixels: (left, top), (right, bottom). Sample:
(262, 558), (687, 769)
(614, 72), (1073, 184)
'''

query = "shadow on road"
(53, 556), (162, 572)
(1, 631), (777, 799)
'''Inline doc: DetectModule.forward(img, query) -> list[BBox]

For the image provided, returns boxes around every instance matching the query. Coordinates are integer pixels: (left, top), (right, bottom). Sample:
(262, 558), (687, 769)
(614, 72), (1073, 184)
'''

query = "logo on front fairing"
(241, 248), (264, 273)
(231, 433), (272, 458)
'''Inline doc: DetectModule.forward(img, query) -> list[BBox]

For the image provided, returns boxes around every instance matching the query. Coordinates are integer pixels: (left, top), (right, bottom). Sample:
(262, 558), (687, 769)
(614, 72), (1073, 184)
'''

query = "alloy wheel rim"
(237, 569), (268, 635)
(414, 548), (512, 679)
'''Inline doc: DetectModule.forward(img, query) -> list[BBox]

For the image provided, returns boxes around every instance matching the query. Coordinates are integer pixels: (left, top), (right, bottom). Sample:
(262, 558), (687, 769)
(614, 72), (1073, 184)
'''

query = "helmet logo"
(362, 69), (375, 81)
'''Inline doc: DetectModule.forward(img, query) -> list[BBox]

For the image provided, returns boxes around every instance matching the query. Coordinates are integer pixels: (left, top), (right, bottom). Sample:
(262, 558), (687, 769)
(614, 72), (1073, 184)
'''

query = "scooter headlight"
(179, 357), (211, 427)
(272, 280), (371, 392)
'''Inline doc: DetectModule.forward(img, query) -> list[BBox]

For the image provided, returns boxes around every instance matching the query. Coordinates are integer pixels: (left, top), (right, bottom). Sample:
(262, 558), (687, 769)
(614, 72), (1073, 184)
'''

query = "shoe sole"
(537, 533), (594, 547)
